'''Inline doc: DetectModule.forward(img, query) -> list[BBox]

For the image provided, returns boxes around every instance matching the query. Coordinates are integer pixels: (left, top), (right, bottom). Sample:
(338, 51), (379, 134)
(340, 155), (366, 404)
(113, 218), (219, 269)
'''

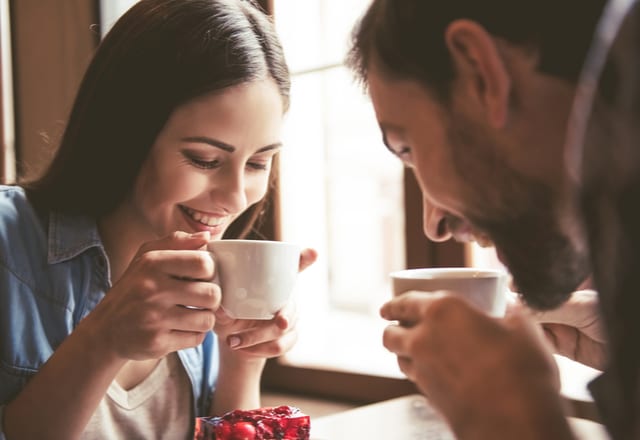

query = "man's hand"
(380, 292), (573, 439)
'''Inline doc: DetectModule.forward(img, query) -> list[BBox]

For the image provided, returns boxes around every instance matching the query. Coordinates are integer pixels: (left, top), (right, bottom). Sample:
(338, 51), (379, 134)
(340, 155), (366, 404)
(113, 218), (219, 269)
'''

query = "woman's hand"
(210, 247), (318, 414)
(214, 247), (318, 359)
(85, 231), (220, 361)
(518, 289), (606, 370)
(380, 292), (572, 439)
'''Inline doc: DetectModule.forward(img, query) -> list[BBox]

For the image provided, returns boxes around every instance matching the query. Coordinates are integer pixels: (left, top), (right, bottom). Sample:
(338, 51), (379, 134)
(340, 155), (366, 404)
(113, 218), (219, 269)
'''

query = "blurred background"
(0, 0), (504, 407)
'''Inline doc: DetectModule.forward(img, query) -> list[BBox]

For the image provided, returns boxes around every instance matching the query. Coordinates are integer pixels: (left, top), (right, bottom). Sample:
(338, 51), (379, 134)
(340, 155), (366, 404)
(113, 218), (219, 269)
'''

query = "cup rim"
(210, 239), (290, 243)
(207, 239), (300, 247)
(389, 267), (506, 280)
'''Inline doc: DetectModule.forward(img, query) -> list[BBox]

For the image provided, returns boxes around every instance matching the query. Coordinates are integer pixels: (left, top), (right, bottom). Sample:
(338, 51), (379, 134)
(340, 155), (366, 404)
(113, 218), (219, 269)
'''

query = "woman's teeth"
(182, 206), (226, 227)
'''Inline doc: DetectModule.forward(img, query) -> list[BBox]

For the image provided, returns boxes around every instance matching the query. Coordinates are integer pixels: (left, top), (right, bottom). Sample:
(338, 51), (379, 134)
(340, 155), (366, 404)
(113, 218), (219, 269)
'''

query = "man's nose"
(423, 200), (453, 242)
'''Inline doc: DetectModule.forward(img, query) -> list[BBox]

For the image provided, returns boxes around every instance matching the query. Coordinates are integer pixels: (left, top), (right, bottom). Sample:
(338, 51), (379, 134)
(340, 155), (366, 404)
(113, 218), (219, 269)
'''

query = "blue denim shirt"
(0, 186), (219, 437)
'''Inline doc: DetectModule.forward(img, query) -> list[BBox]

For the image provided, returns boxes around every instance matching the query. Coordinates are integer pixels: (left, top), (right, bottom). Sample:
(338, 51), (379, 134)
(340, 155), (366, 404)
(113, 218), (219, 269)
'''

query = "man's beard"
(475, 203), (591, 310)
(447, 114), (591, 310)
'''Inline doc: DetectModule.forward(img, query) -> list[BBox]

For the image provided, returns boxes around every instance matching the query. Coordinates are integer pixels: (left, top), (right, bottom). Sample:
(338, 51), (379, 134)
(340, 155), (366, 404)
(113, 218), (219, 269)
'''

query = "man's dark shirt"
(575, 0), (640, 438)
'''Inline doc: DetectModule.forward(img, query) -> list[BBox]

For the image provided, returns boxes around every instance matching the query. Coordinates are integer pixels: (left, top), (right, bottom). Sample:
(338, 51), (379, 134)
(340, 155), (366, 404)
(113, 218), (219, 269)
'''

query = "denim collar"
(47, 211), (104, 264)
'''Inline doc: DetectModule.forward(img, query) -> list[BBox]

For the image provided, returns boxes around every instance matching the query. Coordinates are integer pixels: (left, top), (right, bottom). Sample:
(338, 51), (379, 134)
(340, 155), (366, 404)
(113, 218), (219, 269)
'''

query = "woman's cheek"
(245, 174), (271, 205)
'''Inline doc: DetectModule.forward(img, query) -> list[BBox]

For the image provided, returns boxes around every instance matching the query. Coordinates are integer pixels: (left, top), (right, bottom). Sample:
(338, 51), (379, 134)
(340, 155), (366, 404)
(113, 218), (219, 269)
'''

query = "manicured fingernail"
(191, 231), (210, 239)
(276, 316), (288, 330)
(228, 335), (241, 348)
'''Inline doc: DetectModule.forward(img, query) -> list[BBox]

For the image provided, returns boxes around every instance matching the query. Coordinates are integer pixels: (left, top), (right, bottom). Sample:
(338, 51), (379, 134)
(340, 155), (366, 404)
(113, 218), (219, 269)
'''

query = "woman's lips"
(179, 205), (230, 233)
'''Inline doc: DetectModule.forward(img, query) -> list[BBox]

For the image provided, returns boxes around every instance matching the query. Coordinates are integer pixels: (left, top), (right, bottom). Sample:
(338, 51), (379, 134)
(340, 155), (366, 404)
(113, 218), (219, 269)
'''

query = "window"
(0, 0), (15, 183)
(99, 0), (138, 36)
(96, 0), (471, 399)
(273, 0), (409, 378)
(271, 0), (509, 389)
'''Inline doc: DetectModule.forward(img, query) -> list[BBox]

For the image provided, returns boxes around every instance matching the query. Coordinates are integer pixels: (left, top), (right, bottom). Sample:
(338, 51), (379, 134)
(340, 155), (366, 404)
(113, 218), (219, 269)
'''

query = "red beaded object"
(194, 405), (310, 440)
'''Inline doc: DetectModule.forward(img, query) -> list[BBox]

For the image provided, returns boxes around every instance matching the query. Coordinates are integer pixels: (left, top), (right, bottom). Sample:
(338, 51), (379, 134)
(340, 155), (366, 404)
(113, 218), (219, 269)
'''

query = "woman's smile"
(179, 204), (231, 234)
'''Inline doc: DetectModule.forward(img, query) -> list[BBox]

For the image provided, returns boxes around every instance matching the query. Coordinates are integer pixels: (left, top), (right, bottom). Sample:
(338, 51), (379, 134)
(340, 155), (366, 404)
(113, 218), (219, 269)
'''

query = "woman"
(0, 0), (316, 438)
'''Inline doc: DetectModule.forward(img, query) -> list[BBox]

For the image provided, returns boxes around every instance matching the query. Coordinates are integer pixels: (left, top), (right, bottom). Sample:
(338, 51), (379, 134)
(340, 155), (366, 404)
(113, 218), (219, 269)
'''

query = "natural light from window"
(101, 0), (507, 378)
(273, 0), (408, 377)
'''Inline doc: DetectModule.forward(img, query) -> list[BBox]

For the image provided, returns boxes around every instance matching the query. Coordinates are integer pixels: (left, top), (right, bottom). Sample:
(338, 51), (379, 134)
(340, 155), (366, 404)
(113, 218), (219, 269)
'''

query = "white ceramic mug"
(207, 239), (301, 320)
(389, 267), (508, 317)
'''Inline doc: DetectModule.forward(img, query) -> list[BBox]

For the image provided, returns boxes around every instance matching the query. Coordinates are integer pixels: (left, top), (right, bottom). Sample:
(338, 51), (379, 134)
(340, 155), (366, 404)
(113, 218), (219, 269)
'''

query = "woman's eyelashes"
(246, 160), (269, 171)
(187, 155), (221, 169)
(396, 145), (413, 166)
(182, 150), (273, 171)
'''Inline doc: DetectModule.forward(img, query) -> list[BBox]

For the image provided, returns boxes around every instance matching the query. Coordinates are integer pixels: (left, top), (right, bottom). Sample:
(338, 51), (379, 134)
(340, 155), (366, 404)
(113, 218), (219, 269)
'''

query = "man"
(347, 0), (638, 438)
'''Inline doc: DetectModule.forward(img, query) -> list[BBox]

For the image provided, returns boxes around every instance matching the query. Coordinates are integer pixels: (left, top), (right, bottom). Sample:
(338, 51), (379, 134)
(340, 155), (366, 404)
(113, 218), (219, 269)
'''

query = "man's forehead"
(369, 74), (434, 133)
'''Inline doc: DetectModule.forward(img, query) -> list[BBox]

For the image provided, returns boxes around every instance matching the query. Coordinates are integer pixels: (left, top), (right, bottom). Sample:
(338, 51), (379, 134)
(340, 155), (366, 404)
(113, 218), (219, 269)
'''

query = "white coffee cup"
(389, 267), (508, 317)
(207, 239), (301, 320)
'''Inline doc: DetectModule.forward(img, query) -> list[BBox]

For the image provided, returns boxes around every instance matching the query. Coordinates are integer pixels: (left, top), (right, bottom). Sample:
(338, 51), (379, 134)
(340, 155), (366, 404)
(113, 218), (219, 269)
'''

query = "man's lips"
(451, 229), (493, 247)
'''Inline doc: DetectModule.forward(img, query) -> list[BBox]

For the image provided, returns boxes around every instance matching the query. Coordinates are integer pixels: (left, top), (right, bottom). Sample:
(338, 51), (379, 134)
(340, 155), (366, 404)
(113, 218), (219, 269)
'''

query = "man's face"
(367, 66), (590, 310)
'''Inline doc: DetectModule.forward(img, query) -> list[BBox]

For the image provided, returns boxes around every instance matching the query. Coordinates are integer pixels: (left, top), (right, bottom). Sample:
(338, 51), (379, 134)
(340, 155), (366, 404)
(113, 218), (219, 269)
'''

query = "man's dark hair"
(347, 0), (606, 100)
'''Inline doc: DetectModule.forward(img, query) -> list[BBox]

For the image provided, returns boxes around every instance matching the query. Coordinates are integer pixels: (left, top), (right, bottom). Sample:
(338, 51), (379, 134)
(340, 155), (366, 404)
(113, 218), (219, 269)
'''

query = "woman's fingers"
(136, 230), (210, 254)
(166, 330), (209, 353)
(298, 247), (318, 272)
(220, 305), (297, 355)
(230, 328), (299, 358)
(167, 306), (217, 333)
(165, 278), (221, 310)
(136, 249), (214, 281)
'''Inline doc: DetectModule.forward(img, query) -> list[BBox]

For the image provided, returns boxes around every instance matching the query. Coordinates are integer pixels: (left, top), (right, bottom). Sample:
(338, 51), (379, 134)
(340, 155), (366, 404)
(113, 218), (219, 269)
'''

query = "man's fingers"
(380, 291), (445, 323)
(396, 356), (415, 381)
(382, 323), (410, 356)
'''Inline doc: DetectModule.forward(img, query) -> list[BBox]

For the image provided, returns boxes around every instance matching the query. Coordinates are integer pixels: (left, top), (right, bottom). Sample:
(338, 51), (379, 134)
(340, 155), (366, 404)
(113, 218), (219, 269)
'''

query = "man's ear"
(444, 19), (510, 128)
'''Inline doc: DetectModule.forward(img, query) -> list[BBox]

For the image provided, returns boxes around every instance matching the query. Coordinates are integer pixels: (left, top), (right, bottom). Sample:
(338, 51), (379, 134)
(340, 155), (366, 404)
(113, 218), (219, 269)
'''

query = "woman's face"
(128, 79), (284, 240)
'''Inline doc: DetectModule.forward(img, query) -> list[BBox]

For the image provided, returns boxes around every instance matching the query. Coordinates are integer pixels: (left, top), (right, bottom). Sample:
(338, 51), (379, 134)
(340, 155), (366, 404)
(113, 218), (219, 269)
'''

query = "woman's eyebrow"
(255, 142), (283, 153)
(182, 136), (236, 152)
(181, 136), (282, 154)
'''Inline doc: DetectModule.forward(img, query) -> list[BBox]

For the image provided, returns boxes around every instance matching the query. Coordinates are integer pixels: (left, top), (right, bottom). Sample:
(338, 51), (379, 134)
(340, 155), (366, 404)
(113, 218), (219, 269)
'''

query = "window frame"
(7, 0), (461, 405)
(9, 0), (99, 182)
(258, 1), (465, 403)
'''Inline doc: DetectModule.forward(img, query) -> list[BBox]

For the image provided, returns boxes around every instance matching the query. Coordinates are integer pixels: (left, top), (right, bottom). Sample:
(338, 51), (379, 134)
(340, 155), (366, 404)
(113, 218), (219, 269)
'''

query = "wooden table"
(311, 394), (609, 440)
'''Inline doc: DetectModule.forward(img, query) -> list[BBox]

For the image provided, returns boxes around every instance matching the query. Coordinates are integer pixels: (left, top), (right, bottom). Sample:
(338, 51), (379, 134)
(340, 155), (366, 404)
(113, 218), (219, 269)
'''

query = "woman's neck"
(97, 203), (153, 283)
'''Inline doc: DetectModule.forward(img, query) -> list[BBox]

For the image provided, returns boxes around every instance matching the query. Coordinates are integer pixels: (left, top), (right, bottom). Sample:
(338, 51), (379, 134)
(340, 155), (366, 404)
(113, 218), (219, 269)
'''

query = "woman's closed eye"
(246, 150), (278, 172)
(396, 145), (413, 166)
(182, 150), (273, 172)
(184, 152), (222, 170)
(247, 161), (269, 171)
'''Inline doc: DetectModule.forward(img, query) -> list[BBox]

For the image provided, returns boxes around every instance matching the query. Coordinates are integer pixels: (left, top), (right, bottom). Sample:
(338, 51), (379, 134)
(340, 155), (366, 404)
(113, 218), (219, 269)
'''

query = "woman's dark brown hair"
(24, 0), (289, 238)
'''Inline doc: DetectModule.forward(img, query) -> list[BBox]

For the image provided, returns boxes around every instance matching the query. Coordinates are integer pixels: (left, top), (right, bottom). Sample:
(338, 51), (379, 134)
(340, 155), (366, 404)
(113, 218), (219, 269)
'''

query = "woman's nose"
(212, 168), (248, 214)
(423, 199), (453, 242)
